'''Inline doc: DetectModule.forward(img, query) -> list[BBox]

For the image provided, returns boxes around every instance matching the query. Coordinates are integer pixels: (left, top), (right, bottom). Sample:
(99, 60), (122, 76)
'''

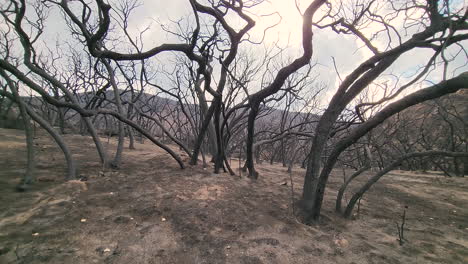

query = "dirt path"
(1, 128), (467, 263)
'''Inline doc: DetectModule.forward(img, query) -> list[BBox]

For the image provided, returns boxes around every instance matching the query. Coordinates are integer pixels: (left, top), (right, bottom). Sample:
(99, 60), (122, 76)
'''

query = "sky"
(5, 0), (468, 109)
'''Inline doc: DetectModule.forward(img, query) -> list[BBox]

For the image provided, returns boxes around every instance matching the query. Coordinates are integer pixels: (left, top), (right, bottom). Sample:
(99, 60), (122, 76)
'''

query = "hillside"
(1, 128), (468, 263)
(11, 91), (319, 135)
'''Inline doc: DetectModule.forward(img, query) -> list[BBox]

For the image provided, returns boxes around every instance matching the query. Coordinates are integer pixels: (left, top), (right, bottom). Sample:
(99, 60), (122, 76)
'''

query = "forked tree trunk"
(24, 104), (77, 179)
(335, 166), (370, 214)
(303, 70), (467, 222)
(190, 102), (216, 165)
(303, 73), (468, 221)
(194, 78), (217, 158)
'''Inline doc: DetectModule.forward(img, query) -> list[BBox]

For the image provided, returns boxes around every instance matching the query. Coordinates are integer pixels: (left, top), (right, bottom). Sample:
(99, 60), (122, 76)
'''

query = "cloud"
(8, 0), (467, 104)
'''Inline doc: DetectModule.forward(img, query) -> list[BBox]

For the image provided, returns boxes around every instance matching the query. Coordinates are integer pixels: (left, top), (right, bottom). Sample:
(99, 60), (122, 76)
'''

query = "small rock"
(103, 248), (111, 253)
(161, 217), (167, 222)
(32, 233), (39, 236)
(161, 193), (173, 199)
(334, 238), (349, 248)
(226, 245), (231, 249)
(81, 218), (87, 223)
(79, 175), (88, 181)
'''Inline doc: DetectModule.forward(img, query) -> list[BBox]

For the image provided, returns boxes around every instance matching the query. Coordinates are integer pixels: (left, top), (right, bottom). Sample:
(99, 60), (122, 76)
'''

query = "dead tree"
(343, 151), (468, 218)
(301, 0), (468, 222)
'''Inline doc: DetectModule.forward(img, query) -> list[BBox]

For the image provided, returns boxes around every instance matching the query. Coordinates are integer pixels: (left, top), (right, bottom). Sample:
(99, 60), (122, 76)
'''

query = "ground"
(0, 128), (467, 264)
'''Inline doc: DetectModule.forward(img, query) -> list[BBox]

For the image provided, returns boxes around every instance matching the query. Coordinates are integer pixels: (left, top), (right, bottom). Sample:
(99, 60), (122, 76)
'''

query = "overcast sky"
(11, 0), (468, 107)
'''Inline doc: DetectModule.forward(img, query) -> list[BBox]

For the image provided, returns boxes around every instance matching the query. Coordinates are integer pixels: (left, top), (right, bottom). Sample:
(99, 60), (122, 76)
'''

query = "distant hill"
(14, 90), (320, 136)
(3, 89), (464, 147)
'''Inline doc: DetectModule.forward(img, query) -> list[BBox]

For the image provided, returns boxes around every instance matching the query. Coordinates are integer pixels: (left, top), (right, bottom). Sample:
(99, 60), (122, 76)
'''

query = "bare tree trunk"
(246, 103), (260, 179)
(83, 116), (109, 167)
(213, 103), (224, 173)
(79, 118), (86, 135)
(464, 156), (468, 177)
(56, 106), (65, 134)
(200, 147), (207, 169)
(2, 70), (36, 190)
(224, 155), (236, 176)
(302, 110), (338, 218)
(53, 89), (65, 134)
(190, 102), (216, 165)
(269, 144), (279, 165)
(255, 146), (261, 164)
(335, 166), (370, 213)
(453, 157), (462, 176)
(281, 139), (287, 167)
(464, 142), (468, 177)
(287, 145), (301, 173)
(103, 60), (125, 169)
(194, 78), (217, 158)
(17, 109), (35, 190)
(127, 126), (135, 149)
(112, 118), (125, 168)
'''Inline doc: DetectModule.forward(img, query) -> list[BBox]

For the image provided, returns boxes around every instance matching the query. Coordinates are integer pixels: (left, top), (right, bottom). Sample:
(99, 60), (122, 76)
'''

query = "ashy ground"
(0, 127), (467, 264)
